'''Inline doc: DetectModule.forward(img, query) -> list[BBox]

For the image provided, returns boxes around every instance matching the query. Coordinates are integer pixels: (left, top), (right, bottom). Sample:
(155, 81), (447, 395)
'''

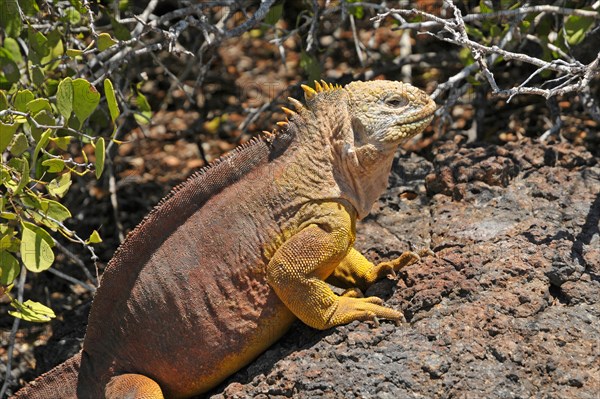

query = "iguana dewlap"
(14, 80), (435, 399)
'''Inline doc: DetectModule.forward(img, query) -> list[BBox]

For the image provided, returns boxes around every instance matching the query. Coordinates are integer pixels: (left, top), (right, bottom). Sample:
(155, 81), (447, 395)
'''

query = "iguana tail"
(12, 352), (81, 399)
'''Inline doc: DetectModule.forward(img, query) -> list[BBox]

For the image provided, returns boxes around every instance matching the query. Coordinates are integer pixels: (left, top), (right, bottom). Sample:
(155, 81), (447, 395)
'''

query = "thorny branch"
(376, 1), (600, 100)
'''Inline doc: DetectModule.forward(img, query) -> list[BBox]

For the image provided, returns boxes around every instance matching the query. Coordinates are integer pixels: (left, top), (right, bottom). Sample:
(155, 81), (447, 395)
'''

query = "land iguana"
(14, 80), (436, 398)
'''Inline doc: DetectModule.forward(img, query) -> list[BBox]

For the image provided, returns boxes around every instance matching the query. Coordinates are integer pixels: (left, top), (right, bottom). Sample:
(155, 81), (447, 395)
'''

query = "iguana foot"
(106, 373), (164, 399)
(327, 247), (433, 291)
(325, 296), (406, 327)
(371, 248), (434, 279)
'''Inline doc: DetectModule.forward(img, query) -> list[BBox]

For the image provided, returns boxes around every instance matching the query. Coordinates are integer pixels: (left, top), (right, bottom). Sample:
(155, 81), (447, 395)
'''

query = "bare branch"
(47, 268), (97, 293)
(0, 110), (95, 140)
(462, 5), (600, 22)
(81, 0), (98, 38)
(54, 241), (97, 286)
(377, 1), (600, 101)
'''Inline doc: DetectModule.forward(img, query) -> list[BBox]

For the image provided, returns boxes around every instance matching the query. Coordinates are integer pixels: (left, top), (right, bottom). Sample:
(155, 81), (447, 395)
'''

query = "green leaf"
(63, 7), (81, 24)
(110, 16), (132, 40)
(40, 199), (71, 222)
(32, 128), (53, 168)
(31, 65), (45, 87)
(0, 230), (18, 250)
(299, 51), (322, 84)
(72, 79), (100, 127)
(87, 230), (102, 244)
(466, 25), (484, 40)
(265, 3), (283, 25)
(47, 172), (72, 198)
(564, 15), (595, 46)
(13, 90), (35, 112)
(479, 0), (493, 13)
(0, 121), (19, 152)
(13, 157), (29, 195)
(69, 0), (84, 12)
(0, 165), (9, 185)
(95, 137), (105, 178)
(56, 77), (74, 121)
(0, 48), (20, 89)
(500, 0), (520, 9)
(3, 37), (22, 63)
(466, 75), (482, 86)
(104, 79), (120, 123)
(9, 299), (56, 322)
(9, 132), (28, 156)
(0, 0), (23, 38)
(42, 158), (66, 173)
(117, 0), (128, 12)
(0, 90), (8, 110)
(26, 98), (52, 114)
(46, 79), (59, 96)
(30, 110), (55, 142)
(66, 48), (83, 58)
(50, 135), (72, 150)
(20, 194), (40, 212)
(18, 0), (40, 15)
(0, 250), (20, 285)
(7, 156), (25, 170)
(0, 211), (17, 220)
(97, 33), (117, 51)
(42, 30), (64, 66)
(0, 227), (19, 251)
(0, 169), (8, 187)
(489, 24), (501, 39)
(134, 90), (152, 125)
(459, 47), (475, 66)
(27, 27), (49, 64)
(347, 0), (364, 19)
(20, 222), (55, 273)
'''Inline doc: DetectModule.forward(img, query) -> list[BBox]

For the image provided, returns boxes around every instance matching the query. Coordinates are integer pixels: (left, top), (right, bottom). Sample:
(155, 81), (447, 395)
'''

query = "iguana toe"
(325, 296), (405, 327)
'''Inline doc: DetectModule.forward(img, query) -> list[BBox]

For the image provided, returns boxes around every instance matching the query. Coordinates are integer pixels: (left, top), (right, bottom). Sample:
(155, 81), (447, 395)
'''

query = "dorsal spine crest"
(268, 81), (343, 146)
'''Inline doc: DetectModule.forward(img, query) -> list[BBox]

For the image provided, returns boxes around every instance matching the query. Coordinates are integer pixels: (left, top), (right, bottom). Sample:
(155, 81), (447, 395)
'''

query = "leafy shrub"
(0, 0), (128, 322)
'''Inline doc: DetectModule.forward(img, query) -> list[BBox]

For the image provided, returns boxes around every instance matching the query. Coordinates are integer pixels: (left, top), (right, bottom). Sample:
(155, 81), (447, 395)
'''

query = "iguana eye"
(384, 97), (407, 107)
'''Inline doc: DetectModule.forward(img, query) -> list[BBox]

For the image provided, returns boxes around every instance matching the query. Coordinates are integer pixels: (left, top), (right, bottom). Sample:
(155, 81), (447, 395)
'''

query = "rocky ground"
(206, 137), (599, 398)
(4, 135), (598, 398)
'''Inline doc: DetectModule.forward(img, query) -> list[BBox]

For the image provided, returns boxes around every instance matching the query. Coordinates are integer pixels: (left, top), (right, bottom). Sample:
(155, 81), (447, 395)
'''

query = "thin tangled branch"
(376, 1), (600, 100)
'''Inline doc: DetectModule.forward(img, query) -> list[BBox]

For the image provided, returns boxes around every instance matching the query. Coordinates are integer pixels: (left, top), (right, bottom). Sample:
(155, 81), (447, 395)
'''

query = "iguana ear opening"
(341, 138), (385, 176)
(342, 143), (360, 170)
(351, 117), (368, 147)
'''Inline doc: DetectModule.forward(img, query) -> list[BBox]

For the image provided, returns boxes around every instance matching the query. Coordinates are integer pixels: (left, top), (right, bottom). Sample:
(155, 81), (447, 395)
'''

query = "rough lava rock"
(10, 138), (598, 398)
(207, 137), (599, 399)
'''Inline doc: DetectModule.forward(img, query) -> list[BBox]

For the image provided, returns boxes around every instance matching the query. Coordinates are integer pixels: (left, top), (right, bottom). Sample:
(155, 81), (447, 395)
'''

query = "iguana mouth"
(400, 113), (434, 126)
(388, 113), (435, 142)
(396, 97), (437, 128)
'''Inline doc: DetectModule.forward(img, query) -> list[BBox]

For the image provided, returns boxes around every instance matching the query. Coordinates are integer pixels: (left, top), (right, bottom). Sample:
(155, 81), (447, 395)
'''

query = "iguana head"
(344, 80), (436, 147)
(280, 80), (435, 219)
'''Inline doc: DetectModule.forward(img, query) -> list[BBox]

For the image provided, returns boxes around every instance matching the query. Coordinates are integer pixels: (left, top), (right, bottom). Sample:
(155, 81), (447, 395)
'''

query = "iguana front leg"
(266, 203), (404, 330)
(327, 247), (430, 292)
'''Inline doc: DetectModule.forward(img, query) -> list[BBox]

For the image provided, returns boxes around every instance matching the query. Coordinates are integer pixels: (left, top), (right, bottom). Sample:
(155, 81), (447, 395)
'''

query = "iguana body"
(14, 80), (435, 398)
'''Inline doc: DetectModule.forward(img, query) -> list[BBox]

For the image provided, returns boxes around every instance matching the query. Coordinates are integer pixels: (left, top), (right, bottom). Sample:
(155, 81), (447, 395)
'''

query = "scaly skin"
(13, 80), (435, 399)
